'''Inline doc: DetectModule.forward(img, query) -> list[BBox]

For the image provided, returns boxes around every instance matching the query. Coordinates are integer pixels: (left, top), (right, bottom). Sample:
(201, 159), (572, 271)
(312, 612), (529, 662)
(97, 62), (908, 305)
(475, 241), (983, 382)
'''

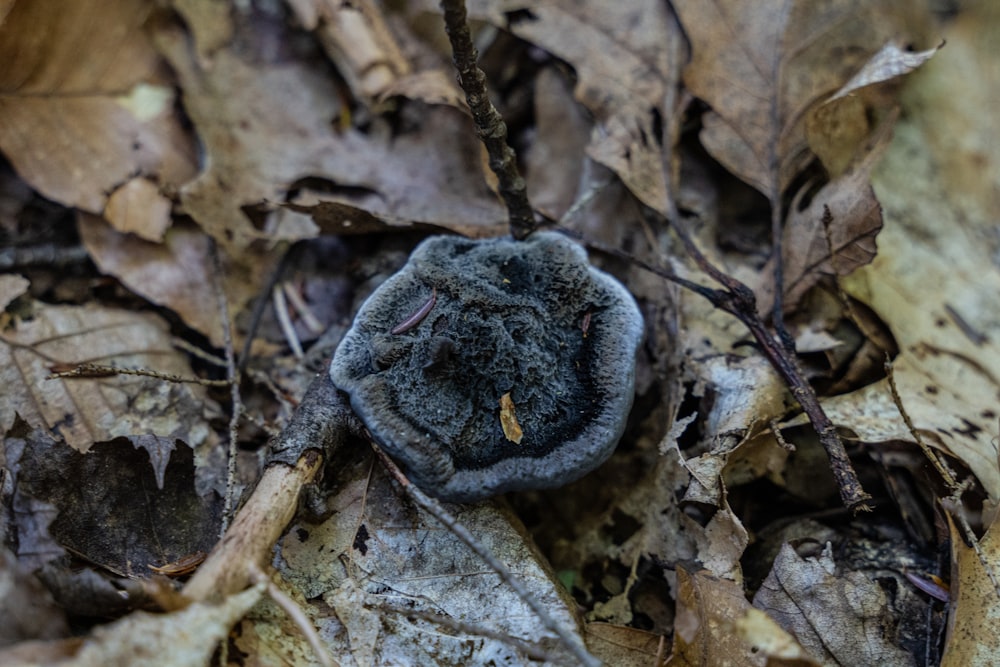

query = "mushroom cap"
(330, 231), (644, 502)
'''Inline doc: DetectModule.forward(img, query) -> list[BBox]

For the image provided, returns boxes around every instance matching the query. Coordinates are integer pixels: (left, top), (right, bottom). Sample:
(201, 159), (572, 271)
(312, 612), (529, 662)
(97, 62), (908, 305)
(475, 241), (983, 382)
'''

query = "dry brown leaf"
(377, 69), (467, 108)
(765, 150), (885, 312)
(941, 513), (1000, 666)
(808, 43), (939, 177)
(668, 566), (790, 667)
(675, 0), (921, 197)
(0, 0), (196, 213)
(464, 0), (681, 214)
(155, 21), (350, 250)
(525, 67), (593, 221)
(157, 17), (506, 249)
(0, 301), (212, 452)
(169, 0), (233, 62)
(288, 196), (506, 239)
(78, 214), (273, 346)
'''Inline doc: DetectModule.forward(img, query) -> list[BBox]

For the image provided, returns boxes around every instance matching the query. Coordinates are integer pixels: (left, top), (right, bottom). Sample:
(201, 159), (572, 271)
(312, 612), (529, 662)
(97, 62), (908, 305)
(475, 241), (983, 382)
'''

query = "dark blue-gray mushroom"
(330, 231), (644, 502)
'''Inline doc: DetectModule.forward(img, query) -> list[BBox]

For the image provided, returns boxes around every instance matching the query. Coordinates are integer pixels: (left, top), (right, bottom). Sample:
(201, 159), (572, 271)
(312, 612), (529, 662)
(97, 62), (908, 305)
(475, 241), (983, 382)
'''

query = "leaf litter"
(0, 1), (996, 666)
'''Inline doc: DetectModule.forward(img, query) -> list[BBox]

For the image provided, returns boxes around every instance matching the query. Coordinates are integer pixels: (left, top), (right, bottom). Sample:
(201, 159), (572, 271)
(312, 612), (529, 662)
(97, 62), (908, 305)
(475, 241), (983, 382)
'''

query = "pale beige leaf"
(70, 585), (262, 667)
(104, 178), (172, 242)
(827, 42), (941, 103)
(902, 4), (1000, 239)
(733, 608), (822, 666)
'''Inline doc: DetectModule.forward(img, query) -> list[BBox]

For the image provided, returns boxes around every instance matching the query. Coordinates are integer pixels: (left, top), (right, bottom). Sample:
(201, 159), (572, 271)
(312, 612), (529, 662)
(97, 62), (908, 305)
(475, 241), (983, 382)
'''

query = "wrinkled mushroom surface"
(330, 231), (643, 502)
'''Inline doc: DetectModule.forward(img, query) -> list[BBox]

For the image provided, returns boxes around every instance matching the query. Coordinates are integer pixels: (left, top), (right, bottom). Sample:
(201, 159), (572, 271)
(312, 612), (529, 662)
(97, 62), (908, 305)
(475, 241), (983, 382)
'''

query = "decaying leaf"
(0, 301), (214, 452)
(273, 450), (587, 665)
(753, 543), (915, 666)
(5, 424), (222, 577)
(499, 391), (524, 444)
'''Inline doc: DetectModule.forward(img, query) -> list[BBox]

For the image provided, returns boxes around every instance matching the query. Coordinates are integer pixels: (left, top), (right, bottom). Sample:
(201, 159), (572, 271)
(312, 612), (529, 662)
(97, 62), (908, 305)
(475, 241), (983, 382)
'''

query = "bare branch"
(439, 0), (535, 239)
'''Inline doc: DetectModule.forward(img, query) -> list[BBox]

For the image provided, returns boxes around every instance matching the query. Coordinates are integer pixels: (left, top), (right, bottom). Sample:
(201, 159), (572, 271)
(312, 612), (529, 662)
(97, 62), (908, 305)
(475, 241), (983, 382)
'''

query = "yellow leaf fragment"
(499, 392), (523, 444)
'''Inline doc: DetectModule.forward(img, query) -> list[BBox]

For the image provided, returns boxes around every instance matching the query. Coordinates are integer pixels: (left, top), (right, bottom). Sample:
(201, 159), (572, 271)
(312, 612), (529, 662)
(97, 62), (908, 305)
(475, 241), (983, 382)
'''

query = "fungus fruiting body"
(330, 231), (644, 502)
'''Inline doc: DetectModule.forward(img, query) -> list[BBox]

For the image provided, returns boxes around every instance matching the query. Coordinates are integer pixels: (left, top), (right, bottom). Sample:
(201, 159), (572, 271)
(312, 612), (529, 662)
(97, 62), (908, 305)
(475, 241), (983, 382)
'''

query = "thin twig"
(172, 337), (228, 367)
(211, 242), (243, 537)
(884, 358), (958, 490)
(375, 604), (571, 665)
(239, 243), (296, 377)
(273, 283), (304, 358)
(770, 418), (795, 452)
(48, 363), (231, 387)
(0, 243), (90, 270)
(562, 212), (872, 512)
(282, 281), (325, 335)
(370, 440), (602, 667)
(439, 0), (535, 239)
